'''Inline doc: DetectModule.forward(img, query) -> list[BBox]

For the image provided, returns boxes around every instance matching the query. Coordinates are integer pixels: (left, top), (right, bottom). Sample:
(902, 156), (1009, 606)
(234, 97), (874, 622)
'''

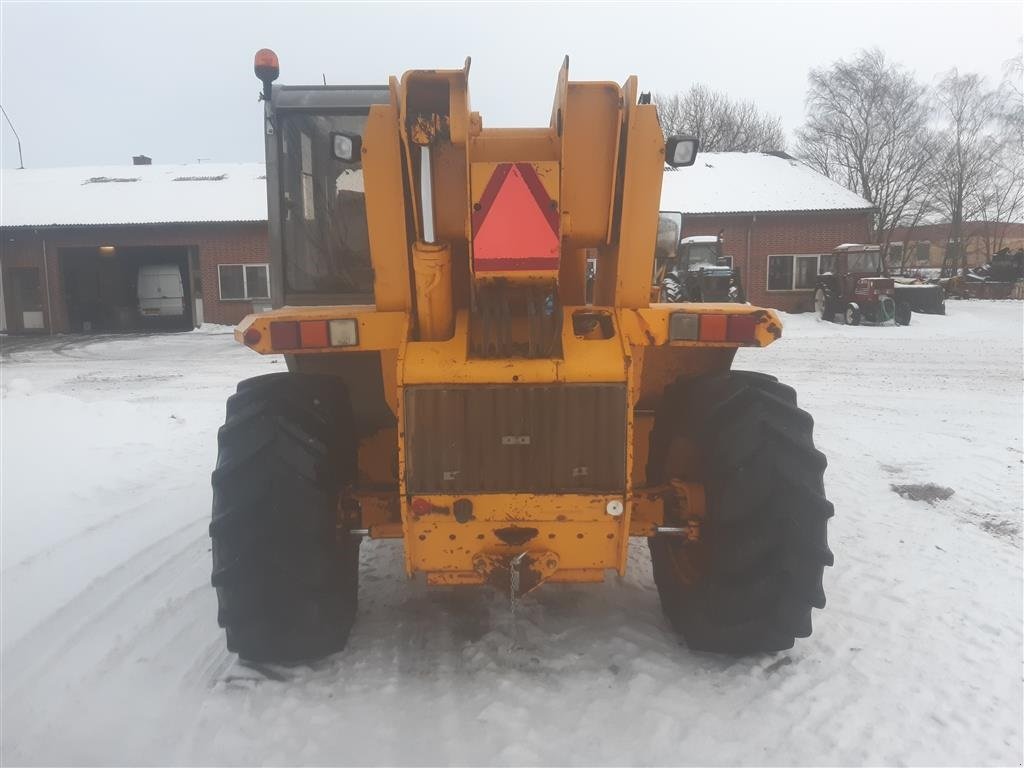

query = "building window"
(915, 242), (931, 263)
(767, 254), (820, 291)
(218, 264), (271, 300)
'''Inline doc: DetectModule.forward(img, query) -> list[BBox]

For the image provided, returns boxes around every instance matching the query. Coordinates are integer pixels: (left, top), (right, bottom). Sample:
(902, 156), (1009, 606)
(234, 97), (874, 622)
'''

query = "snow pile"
(191, 323), (236, 335)
(1, 303), (1021, 765)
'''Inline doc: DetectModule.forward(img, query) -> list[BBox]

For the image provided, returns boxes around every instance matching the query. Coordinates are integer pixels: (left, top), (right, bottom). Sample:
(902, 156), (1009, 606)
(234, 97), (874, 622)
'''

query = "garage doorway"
(4, 267), (47, 332)
(59, 246), (194, 332)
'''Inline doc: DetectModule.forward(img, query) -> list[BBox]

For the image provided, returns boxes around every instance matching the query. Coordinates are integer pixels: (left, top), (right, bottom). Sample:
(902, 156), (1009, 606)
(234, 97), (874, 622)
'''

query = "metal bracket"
(472, 550), (560, 600)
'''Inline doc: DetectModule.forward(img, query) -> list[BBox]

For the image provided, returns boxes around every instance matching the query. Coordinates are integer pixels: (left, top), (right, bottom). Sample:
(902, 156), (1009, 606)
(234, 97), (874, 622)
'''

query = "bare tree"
(932, 69), (1005, 274)
(1001, 50), (1023, 129)
(795, 49), (936, 271)
(893, 197), (942, 273)
(653, 85), (786, 152)
(973, 52), (1024, 257)
(972, 150), (1024, 257)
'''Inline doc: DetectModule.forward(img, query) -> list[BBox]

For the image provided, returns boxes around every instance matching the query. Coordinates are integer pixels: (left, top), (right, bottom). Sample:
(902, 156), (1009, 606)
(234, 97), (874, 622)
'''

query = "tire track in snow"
(1, 523), (220, 767)
(4, 307), (1021, 766)
(2, 518), (208, 694)
(1, 485), (201, 575)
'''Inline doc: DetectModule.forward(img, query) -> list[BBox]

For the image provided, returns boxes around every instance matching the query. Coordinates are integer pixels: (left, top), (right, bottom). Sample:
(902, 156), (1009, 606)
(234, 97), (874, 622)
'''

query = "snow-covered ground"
(2, 303), (1022, 766)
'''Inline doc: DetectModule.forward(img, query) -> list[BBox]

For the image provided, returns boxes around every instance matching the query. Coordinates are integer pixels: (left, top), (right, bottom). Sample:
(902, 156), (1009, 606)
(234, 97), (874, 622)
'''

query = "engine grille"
(404, 384), (627, 494)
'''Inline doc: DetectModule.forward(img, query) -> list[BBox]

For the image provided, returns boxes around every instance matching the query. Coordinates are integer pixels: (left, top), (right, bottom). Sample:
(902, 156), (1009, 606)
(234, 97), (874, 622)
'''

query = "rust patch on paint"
(754, 310), (782, 340)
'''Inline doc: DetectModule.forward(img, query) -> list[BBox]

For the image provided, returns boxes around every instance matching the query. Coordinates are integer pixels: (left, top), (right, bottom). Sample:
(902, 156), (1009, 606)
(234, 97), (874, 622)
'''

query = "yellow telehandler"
(209, 49), (833, 662)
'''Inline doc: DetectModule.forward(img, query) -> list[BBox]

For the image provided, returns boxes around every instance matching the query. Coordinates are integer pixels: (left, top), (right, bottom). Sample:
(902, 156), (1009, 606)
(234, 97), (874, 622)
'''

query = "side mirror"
(665, 136), (699, 168)
(332, 132), (362, 163)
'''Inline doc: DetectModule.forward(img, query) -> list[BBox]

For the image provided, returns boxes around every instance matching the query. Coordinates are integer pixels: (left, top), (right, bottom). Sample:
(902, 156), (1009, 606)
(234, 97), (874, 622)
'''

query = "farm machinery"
(815, 244), (913, 325)
(653, 222), (745, 303)
(209, 49), (833, 662)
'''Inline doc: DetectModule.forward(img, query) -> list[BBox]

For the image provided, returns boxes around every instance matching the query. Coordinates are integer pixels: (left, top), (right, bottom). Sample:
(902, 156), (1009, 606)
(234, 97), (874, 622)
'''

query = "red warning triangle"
(473, 164), (560, 271)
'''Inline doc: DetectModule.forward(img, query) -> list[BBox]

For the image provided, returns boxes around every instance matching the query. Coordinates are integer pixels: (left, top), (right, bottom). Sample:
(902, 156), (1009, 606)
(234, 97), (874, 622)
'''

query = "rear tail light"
(300, 320), (329, 348)
(699, 314), (728, 341)
(267, 319), (359, 350)
(726, 314), (757, 342)
(669, 312), (758, 344)
(269, 321), (300, 349)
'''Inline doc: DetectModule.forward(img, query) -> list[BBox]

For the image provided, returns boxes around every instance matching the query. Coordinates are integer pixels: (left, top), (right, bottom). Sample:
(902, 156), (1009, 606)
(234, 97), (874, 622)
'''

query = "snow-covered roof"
(661, 152), (875, 216)
(835, 243), (880, 251)
(2, 152), (873, 228)
(1, 162), (268, 228)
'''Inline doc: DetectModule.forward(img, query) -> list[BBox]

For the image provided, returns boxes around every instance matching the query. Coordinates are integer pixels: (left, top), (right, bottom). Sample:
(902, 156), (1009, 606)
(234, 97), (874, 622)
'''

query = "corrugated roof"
(0, 162), (268, 228)
(661, 152), (875, 216)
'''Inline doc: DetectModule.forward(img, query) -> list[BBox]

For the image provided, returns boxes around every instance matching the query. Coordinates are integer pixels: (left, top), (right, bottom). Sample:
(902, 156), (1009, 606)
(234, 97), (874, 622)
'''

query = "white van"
(137, 265), (185, 317)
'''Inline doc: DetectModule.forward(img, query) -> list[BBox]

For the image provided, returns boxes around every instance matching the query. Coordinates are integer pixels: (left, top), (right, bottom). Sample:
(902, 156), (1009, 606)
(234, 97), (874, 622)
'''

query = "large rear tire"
(661, 273), (683, 303)
(895, 301), (912, 326)
(647, 371), (834, 653)
(210, 373), (360, 663)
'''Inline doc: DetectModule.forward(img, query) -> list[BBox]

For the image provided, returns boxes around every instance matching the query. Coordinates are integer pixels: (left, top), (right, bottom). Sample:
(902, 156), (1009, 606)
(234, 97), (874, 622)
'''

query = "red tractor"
(814, 244), (911, 326)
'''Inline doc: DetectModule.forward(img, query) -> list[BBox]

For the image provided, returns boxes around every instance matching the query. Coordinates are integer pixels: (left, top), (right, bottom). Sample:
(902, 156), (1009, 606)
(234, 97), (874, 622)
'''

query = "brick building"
(2, 152), (876, 333)
(1, 161), (269, 333)
(660, 152), (876, 312)
(888, 221), (1024, 270)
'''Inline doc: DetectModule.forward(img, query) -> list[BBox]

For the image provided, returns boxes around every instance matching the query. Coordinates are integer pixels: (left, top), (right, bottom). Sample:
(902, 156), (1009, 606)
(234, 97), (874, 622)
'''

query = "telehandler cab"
(209, 49), (833, 662)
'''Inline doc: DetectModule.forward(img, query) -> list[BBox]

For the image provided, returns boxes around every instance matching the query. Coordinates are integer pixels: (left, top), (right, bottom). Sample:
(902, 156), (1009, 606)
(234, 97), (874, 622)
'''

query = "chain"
(509, 552), (527, 616)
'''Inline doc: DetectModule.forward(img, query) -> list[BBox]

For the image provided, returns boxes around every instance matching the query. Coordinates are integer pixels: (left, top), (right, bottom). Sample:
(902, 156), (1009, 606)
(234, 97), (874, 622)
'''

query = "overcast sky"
(1, 2), (1021, 169)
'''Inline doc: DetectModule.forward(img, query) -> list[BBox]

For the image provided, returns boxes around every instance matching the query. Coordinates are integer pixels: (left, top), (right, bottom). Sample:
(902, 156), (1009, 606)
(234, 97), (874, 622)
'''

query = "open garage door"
(59, 246), (194, 332)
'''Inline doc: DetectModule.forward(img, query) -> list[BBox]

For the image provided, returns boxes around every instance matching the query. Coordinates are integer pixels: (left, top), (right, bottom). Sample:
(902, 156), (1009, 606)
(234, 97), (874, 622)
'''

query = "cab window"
(279, 113), (372, 297)
(848, 250), (880, 273)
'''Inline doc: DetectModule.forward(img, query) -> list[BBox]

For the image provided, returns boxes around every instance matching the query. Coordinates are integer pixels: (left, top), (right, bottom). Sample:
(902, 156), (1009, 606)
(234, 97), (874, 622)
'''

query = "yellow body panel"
(400, 309), (630, 384)
(240, 59), (786, 591)
(235, 307), (408, 354)
(405, 494), (623, 576)
(363, 104), (414, 312)
(560, 81), (623, 246)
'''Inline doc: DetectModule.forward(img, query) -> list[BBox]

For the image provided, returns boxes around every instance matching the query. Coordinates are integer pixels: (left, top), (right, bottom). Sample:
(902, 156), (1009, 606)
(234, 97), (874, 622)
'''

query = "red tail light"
(269, 321), (300, 349)
(299, 320), (329, 348)
(726, 314), (757, 342)
(698, 314), (728, 341)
